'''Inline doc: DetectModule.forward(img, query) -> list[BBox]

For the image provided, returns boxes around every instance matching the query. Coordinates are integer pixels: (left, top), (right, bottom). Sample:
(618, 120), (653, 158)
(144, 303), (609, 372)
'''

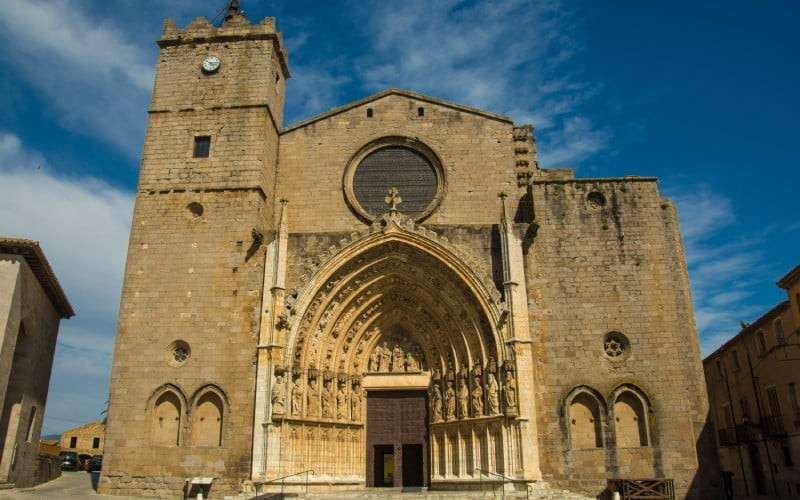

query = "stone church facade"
(100, 8), (720, 499)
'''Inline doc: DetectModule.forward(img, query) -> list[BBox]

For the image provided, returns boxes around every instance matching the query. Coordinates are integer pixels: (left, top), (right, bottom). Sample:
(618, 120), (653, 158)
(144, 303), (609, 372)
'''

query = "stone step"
(236, 486), (593, 500)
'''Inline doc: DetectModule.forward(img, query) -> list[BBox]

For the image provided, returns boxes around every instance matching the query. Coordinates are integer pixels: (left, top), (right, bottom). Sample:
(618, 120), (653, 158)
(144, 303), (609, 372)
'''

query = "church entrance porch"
(253, 216), (541, 490)
(366, 391), (428, 488)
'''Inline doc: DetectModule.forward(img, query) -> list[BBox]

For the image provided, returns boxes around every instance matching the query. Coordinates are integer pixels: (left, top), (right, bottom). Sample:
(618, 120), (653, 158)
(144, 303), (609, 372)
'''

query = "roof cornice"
(282, 88), (513, 133)
(777, 264), (800, 289)
(0, 238), (75, 318)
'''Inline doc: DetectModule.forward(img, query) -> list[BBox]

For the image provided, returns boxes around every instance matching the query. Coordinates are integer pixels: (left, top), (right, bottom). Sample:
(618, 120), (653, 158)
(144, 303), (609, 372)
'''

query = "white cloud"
(0, 132), (135, 433)
(0, 0), (154, 159)
(537, 116), (611, 166)
(285, 0), (609, 167)
(670, 187), (769, 356)
(285, 65), (353, 125)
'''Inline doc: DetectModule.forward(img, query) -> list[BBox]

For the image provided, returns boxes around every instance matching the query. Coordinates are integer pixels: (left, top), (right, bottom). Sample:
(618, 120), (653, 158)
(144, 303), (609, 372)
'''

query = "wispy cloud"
(0, 0), (154, 159)
(0, 132), (135, 434)
(283, 0), (609, 167)
(669, 186), (768, 356)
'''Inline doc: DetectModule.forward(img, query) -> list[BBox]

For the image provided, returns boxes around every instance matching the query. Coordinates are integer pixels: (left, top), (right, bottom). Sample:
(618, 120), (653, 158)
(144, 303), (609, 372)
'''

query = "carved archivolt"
(276, 214), (517, 425)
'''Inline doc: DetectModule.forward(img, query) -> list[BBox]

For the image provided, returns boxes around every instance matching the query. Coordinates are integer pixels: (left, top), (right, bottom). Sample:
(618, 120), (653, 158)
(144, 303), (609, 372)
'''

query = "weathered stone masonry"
(100, 10), (721, 499)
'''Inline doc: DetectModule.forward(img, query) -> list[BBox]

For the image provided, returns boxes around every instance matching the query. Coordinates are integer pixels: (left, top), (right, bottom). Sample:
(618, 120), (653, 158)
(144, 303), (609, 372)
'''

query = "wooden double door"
(366, 391), (428, 488)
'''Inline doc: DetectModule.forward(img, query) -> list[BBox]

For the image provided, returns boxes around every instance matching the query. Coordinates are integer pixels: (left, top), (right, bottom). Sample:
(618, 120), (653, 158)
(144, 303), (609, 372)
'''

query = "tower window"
(193, 136), (211, 158)
(418, 107), (425, 116)
(366, 108), (373, 118)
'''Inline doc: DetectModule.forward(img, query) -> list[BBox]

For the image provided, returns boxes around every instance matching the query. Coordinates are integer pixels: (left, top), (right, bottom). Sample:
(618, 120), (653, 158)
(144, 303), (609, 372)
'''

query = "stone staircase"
(227, 485), (593, 500)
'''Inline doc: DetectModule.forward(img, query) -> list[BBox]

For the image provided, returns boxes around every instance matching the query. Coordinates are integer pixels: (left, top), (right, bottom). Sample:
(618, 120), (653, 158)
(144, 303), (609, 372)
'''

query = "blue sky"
(0, 0), (797, 436)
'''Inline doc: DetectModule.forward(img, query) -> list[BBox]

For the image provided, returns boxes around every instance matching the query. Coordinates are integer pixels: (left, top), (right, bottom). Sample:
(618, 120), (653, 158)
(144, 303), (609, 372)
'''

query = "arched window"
(192, 391), (223, 447)
(568, 392), (603, 449)
(613, 390), (649, 447)
(153, 391), (182, 445)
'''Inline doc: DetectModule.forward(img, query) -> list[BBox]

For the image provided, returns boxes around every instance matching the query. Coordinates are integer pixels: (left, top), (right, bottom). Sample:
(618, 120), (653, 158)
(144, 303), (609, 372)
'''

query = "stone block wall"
(101, 190), (268, 497)
(138, 108), (279, 200)
(277, 93), (518, 233)
(0, 256), (61, 488)
(525, 178), (718, 497)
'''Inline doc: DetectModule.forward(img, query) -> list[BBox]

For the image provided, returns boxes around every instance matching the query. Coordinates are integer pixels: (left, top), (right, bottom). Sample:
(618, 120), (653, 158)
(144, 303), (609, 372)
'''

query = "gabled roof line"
(282, 88), (513, 133)
(777, 264), (800, 289)
(703, 300), (790, 361)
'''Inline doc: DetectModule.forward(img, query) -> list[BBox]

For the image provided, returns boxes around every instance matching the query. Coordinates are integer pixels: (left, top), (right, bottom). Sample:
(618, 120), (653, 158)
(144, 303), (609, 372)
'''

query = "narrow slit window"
(193, 136), (211, 158)
(366, 108), (373, 118)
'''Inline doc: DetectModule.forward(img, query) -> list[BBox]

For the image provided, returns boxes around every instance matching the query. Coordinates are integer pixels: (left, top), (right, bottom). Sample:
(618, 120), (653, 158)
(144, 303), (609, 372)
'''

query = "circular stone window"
(186, 202), (204, 218)
(603, 331), (630, 361)
(587, 191), (606, 209)
(345, 140), (444, 222)
(167, 340), (191, 366)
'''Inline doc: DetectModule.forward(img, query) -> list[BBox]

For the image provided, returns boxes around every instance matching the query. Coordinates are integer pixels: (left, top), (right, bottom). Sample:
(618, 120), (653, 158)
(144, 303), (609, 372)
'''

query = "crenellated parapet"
(158, 16), (289, 78)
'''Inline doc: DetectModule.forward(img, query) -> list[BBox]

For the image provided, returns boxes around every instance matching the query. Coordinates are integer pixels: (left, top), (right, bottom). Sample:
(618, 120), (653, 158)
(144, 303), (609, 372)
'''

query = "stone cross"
(385, 187), (402, 212)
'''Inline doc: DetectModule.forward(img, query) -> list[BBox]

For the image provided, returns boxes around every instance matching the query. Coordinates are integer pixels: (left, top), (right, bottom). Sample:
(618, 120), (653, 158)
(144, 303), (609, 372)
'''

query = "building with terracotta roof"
(0, 238), (73, 487)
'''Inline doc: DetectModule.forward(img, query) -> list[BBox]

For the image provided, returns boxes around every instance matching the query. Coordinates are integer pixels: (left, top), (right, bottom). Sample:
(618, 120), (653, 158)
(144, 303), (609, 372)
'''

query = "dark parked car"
(60, 451), (80, 471)
(88, 454), (102, 472)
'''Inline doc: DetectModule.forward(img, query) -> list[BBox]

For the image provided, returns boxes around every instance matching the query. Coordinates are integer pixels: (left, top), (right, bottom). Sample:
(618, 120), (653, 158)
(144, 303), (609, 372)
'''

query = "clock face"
(202, 55), (220, 73)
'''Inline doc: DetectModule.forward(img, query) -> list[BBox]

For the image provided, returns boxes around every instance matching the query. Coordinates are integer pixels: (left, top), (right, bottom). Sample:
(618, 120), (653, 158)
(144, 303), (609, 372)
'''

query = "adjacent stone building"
(60, 421), (105, 464)
(0, 238), (73, 487)
(704, 265), (800, 497)
(101, 6), (720, 498)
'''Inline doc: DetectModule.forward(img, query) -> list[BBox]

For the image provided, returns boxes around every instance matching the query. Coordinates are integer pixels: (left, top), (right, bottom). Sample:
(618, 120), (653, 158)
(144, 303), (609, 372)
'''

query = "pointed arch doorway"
(264, 219), (533, 489)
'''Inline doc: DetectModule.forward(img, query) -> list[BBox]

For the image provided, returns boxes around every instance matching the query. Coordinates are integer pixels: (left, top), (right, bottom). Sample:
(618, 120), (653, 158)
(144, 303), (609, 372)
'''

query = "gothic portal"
(100, 7), (721, 499)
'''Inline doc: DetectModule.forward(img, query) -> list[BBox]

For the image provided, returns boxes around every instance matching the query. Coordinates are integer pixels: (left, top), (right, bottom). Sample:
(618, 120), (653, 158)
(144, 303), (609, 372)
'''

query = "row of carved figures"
(430, 365), (518, 422)
(368, 340), (423, 373)
(270, 362), (519, 423)
(272, 371), (362, 422)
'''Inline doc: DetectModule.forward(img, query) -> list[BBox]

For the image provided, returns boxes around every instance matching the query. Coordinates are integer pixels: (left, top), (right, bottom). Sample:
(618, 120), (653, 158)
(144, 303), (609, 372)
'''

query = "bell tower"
(100, 6), (290, 496)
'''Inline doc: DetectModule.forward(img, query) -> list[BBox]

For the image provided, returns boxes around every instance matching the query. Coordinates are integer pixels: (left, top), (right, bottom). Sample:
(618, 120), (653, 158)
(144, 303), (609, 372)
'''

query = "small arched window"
(614, 390), (649, 447)
(566, 388), (604, 449)
(153, 391), (182, 445)
(192, 391), (224, 447)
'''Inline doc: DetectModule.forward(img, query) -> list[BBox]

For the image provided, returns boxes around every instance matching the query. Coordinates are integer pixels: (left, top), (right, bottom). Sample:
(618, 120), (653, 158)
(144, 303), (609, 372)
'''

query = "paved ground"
(0, 472), (141, 499)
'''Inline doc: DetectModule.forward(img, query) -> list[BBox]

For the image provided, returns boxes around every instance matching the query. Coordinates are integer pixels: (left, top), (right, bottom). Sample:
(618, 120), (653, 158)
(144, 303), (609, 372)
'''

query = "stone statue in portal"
(486, 373), (500, 415)
(368, 350), (379, 372)
(458, 378), (469, 418)
(392, 344), (405, 372)
(445, 380), (456, 420)
(405, 346), (420, 371)
(271, 373), (286, 415)
(472, 381), (484, 416)
(291, 376), (303, 415)
(504, 369), (518, 410)
(307, 377), (320, 417)
(336, 381), (348, 419)
(351, 382), (362, 420)
(321, 379), (333, 417)
(379, 341), (391, 371)
(431, 383), (443, 422)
